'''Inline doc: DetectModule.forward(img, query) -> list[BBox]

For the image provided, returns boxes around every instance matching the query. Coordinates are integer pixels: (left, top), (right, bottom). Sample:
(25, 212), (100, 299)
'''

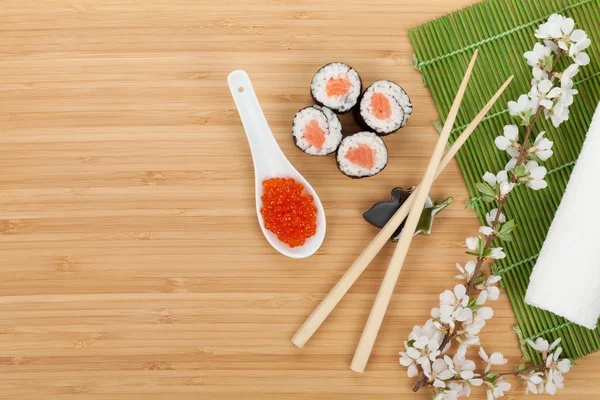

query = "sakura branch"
(401, 14), (590, 399)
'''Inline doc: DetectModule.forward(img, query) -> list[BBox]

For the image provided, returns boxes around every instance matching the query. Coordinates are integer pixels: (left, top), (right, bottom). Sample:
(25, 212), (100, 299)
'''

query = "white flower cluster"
(490, 14), (590, 196)
(521, 338), (572, 395)
(400, 13), (586, 398)
(399, 264), (504, 398)
(515, 13), (589, 129)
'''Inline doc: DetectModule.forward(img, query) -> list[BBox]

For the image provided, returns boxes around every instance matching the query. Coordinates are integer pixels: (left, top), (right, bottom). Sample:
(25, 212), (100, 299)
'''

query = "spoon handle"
(228, 70), (284, 173)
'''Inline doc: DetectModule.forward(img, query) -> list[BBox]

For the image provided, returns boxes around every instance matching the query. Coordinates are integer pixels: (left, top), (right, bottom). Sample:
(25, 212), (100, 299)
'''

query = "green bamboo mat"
(409, 0), (600, 362)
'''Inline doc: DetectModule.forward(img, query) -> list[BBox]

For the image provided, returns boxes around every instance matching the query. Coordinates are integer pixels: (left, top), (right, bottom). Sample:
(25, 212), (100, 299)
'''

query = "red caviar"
(260, 177), (318, 248)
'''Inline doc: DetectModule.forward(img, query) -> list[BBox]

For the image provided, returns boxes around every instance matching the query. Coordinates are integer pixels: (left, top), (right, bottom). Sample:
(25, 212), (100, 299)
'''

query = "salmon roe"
(260, 178), (318, 248)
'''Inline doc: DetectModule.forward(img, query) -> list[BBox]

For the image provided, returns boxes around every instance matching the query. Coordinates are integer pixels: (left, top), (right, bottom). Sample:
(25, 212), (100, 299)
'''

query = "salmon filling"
(303, 120), (326, 149)
(345, 144), (375, 169)
(370, 92), (392, 120)
(326, 77), (352, 97)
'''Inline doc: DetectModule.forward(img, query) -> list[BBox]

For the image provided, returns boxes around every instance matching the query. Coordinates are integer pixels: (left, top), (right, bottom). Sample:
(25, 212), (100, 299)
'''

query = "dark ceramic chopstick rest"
(363, 187), (453, 241)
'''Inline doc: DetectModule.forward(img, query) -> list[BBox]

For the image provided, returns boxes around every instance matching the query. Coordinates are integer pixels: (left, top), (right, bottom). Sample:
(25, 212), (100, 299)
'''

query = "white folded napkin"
(525, 101), (600, 330)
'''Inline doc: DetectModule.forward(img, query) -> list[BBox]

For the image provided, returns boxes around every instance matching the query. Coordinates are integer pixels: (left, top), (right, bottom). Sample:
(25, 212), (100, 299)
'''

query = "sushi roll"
(336, 131), (388, 178)
(354, 80), (413, 135)
(310, 62), (362, 113)
(292, 105), (342, 156)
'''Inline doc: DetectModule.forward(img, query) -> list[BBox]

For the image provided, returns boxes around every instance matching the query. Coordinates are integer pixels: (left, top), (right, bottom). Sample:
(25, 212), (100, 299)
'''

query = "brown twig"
(420, 366), (541, 388)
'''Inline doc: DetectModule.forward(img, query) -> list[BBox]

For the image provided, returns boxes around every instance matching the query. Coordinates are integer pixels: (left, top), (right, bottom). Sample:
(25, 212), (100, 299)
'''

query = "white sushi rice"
(337, 131), (388, 178)
(292, 106), (342, 155)
(359, 80), (413, 134)
(311, 63), (361, 113)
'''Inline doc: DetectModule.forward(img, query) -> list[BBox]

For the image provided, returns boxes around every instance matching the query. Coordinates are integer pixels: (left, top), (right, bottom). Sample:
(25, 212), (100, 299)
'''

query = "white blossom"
(529, 78), (561, 110)
(494, 125), (521, 158)
(464, 315), (486, 335)
(408, 319), (443, 342)
(399, 351), (419, 377)
(568, 29), (591, 65)
(534, 14), (569, 40)
(423, 358), (454, 388)
(457, 333), (480, 355)
(524, 371), (544, 394)
(476, 275), (502, 304)
(560, 63), (579, 89)
(557, 358), (572, 374)
(466, 236), (480, 252)
(439, 284), (472, 327)
(448, 382), (471, 397)
(455, 261), (476, 281)
(508, 94), (538, 124)
(504, 157), (518, 172)
(526, 337), (561, 354)
(478, 347), (508, 366)
(542, 64), (578, 127)
(486, 377), (511, 399)
(433, 389), (459, 400)
(546, 99), (570, 127)
(490, 247), (506, 260)
(524, 42), (552, 69)
(462, 308), (492, 336)
(485, 209), (506, 226)
(544, 347), (570, 395)
(476, 307), (494, 321)
(531, 65), (550, 86)
(524, 161), (548, 190)
(479, 225), (494, 236)
(483, 170), (514, 196)
(444, 354), (480, 381)
(406, 335), (441, 367)
(528, 131), (554, 161)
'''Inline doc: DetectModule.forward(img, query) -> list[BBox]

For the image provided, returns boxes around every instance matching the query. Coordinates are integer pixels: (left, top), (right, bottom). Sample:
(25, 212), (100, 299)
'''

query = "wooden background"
(1, 0), (598, 398)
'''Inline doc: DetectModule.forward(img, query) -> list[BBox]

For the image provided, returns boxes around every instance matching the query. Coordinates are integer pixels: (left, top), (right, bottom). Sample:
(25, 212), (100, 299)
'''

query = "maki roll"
(336, 131), (388, 178)
(354, 80), (413, 135)
(292, 105), (342, 156)
(310, 62), (362, 113)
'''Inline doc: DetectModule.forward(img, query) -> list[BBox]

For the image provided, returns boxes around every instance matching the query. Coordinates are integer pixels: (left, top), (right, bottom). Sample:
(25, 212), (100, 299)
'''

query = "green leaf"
(478, 237), (486, 257)
(514, 165), (527, 178)
(498, 220), (517, 242)
(499, 219), (517, 234)
(486, 372), (499, 383)
(516, 363), (527, 372)
(498, 233), (513, 242)
(543, 54), (554, 72)
(475, 272), (486, 286)
(465, 198), (478, 209)
(522, 109), (534, 125)
(407, 340), (415, 347)
(476, 182), (495, 197)
(482, 195), (496, 203)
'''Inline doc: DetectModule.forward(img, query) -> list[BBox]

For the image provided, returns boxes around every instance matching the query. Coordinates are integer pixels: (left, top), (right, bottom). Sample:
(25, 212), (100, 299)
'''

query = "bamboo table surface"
(1, 1), (598, 399)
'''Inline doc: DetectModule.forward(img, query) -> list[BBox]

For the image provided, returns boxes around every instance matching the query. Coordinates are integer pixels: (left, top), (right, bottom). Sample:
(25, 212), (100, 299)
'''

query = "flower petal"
(407, 363), (418, 377)
(503, 125), (519, 141)
(495, 136), (512, 151)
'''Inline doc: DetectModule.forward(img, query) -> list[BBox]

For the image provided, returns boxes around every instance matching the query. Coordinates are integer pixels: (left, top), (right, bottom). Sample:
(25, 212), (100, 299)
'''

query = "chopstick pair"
(292, 50), (514, 371)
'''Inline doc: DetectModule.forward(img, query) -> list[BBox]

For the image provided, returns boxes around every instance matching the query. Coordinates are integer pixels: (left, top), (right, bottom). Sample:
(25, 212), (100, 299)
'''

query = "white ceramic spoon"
(228, 70), (326, 258)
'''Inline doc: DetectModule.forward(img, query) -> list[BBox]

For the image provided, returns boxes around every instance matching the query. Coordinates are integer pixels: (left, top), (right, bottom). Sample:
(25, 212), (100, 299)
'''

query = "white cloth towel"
(525, 101), (600, 330)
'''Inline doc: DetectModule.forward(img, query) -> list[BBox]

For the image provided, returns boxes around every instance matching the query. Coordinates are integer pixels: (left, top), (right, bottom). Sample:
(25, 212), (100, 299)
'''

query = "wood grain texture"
(1, 1), (597, 398)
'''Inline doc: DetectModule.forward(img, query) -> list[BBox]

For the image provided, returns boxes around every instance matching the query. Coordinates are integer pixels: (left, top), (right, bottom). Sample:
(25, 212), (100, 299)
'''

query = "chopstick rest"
(525, 101), (600, 330)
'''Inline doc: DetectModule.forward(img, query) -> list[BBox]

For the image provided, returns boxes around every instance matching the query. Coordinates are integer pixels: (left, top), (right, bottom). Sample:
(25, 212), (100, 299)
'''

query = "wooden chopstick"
(291, 72), (512, 349)
(350, 50), (479, 373)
